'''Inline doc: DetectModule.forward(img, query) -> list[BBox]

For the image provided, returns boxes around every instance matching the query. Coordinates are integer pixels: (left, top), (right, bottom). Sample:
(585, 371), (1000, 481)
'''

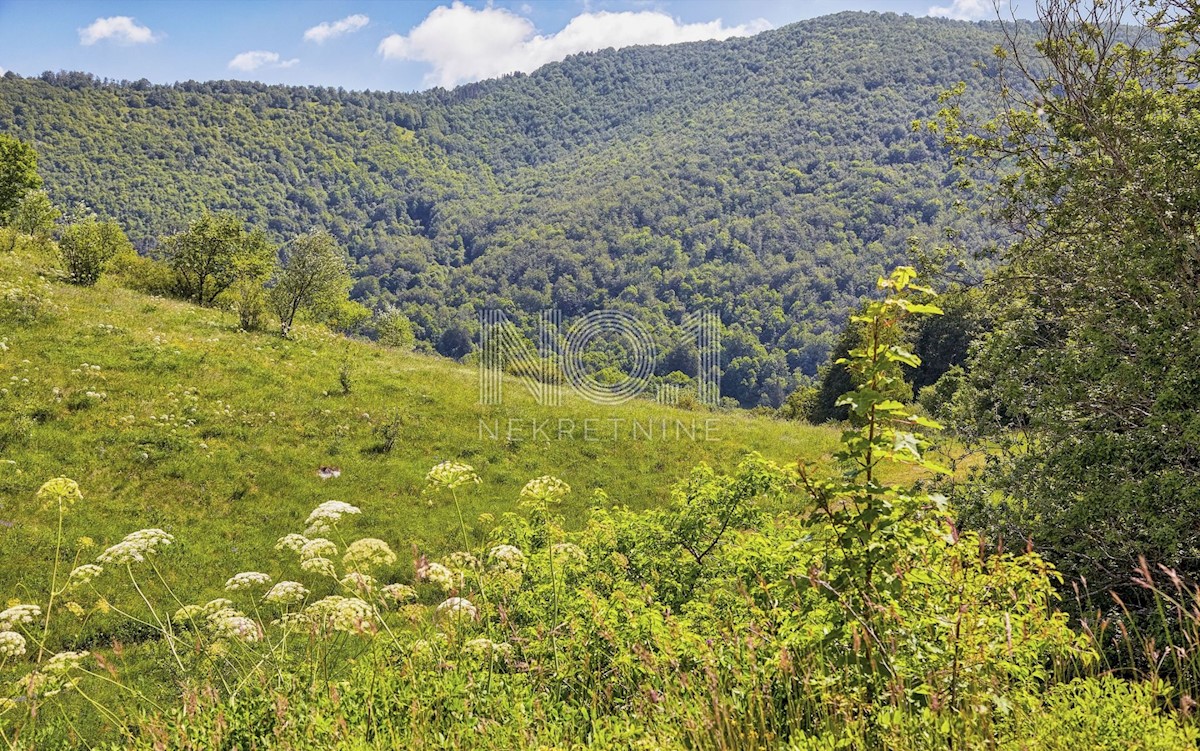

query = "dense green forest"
(0, 12), (1005, 406)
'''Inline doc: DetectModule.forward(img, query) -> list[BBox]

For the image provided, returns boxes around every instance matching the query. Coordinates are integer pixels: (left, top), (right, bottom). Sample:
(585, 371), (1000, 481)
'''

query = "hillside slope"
(0, 13), (1007, 406)
(0, 246), (839, 624)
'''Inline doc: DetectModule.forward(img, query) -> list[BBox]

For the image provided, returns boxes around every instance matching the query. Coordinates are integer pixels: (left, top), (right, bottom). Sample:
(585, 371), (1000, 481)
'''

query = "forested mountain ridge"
(0, 12), (1005, 406)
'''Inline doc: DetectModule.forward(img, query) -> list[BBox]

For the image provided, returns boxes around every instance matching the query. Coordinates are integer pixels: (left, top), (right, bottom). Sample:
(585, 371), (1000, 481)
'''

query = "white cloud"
(228, 50), (300, 72)
(928, 0), (998, 21)
(79, 16), (158, 46)
(378, 1), (771, 88)
(304, 14), (370, 43)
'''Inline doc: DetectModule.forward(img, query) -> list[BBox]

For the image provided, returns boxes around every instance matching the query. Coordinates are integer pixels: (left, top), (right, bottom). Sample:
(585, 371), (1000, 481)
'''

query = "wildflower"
(303, 500), (361, 535)
(37, 477), (82, 512)
(0, 631), (26, 658)
(65, 602), (85, 618)
(46, 650), (89, 674)
(96, 528), (174, 565)
(408, 633), (448, 662)
(343, 538), (397, 571)
(301, 556), (337, 578)
(418, 561), (461, 592)
(487, 544), (526, 572)
(299, 538), (338, 560)
(208, 609), (262, 643)
(380, 583), (416, 604)
(446, 551), (481, 573)
(519, 475), (571, 509)
(426, 461), (481, 490)
(435, 596), (477, 621)
(224, 571), (272, 592)
(0, 604), (41, 630)
(340, 572), (377, 595)
(264, 581), (309, 607)
(464, 637), (513, 660)
(173, 598), (234, 626)
(275, 533), (309, 553)
(552, 542), (588, 566)
(305, 596), (375, 633)
(66, 564), (104, 589)
(273, 612), (313, 629)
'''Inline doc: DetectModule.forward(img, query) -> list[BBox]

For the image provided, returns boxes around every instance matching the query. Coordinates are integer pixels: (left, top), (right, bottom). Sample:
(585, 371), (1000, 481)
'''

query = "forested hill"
(0, 12), (1004, 406)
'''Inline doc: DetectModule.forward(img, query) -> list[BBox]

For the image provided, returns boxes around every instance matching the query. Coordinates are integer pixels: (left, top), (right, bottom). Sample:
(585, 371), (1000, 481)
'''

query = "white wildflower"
(208, 609), (262, 643)
(275, 533), (309, 553)
(380, 583), (416, 604)
(304, 596), (375, 633)
(340, 572), (377, 595)
(487, 544), (526, 572)
(552, 542), (588, 566)
(301, 556), (337, 578)
(426, 461), (481, 490)
(418, 561), (460, 592)
(45, 650), (88, 675)
(66, 564), (104, 589)
(0, 604), (41, 630)
(299, 537), (338, 561)
(519, 475), (570, 508)
(264, 581), (309, 606)
(0, 631), (26, 658)
(446, 551), (481, 573)
(303, 500), (361, 535)
(224, 571), (272, 592)
(435, 596), (477, 621)
(464, 637), (513, 660)
(342, 538), (397, 571)
(97, 528), (174, 565)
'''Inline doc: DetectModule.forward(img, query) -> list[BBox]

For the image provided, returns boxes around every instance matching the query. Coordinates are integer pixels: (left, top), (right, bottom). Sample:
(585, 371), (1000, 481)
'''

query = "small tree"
(58, 216), (133, 287)
(10, 189), (60, 247)
(268, 228), (351, 338)
(0, 134), (41, 221)
(162, 212), (274, 306)
(375, 307), (416, 350)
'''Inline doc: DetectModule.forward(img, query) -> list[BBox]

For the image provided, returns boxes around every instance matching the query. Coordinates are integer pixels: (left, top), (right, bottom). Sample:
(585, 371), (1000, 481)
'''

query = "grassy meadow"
(0, 245), (840, 634)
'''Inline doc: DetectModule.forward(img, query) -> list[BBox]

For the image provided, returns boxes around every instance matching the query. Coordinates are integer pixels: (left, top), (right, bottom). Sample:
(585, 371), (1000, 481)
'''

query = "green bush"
(57, 216), (131, 286)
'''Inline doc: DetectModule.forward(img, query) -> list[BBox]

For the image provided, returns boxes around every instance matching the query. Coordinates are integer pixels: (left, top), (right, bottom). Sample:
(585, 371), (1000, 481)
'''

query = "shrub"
(57, 216), (132, 286)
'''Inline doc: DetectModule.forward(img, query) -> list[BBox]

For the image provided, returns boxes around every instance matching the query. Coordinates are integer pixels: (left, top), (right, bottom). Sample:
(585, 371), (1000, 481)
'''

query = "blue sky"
(0, 0), (1013, 92)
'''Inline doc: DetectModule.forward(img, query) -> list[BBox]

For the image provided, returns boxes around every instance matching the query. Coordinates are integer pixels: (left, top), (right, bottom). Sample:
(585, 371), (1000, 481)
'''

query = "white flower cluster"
(380, 583), (416, 604)
(299, 537), (338, 560)
(446, 551), (481, 573)
(275, 533), (309, 553)
(552, 542), (588, 567)
(342, 538), (397, 571)
(301, 556), (337, 578)
(0, 631), (26, 658)
(426, 461), (481, 490)
(0, 604), (42, 630)
(207, 608), (262, 643)
(45, 650), (89, 675)
(67, 564), (104, 589)
(304, 500), (361, 535)
(487, 544), (526, 572)
(419, 561), (461, 592)
(519, 475), (571, 508)
(97, 528), (174, 565)
(263, 581), (309, 606)
(464, 637), (513, 660)
(436, 596), (477, 621)
(173, 598), (235, 626)
(224, 571), (272, 592)
(305, 596), (375, 633)
(340, 572), (376, 595)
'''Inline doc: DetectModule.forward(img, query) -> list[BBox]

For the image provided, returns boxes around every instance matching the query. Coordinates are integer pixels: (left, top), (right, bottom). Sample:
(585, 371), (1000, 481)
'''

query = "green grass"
(0, 247), (840, 619)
